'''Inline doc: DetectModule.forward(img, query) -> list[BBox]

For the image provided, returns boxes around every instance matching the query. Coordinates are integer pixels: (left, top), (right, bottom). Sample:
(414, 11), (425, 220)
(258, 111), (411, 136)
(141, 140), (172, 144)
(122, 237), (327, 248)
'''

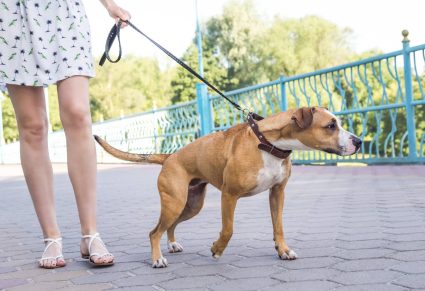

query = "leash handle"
(99, 19), (264, 121)
(99, 20), (123, 66)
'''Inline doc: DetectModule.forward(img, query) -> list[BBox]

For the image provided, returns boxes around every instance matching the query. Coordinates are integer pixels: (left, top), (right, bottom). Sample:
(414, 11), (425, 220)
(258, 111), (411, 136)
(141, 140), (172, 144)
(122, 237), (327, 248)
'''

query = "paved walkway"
(0, 164), (425, 290)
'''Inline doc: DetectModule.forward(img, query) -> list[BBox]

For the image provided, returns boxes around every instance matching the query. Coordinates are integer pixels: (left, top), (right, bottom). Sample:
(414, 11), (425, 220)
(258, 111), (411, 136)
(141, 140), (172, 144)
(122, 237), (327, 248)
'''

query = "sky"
(84, 0), (425, 65)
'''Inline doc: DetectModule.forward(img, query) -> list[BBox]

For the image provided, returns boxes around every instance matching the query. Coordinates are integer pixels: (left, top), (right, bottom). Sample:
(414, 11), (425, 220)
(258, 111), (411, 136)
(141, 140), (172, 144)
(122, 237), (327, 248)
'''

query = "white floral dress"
(0, 0), (95, 91)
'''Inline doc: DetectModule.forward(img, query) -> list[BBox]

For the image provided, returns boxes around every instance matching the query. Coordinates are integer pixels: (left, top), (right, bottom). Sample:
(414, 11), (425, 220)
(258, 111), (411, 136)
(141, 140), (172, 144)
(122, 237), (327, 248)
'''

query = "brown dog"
(94, 107), (361, 268)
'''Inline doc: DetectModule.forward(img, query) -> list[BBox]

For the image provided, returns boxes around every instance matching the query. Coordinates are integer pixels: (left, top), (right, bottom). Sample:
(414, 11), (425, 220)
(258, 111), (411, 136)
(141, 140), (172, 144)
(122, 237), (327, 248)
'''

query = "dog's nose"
(351, 136), (362, 149)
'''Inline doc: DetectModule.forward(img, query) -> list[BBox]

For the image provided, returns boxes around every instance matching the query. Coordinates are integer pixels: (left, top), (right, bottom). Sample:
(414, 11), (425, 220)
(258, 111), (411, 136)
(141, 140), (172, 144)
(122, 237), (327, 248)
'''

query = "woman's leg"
(56, 76), (113, 264)
(7, 85), (65, 268)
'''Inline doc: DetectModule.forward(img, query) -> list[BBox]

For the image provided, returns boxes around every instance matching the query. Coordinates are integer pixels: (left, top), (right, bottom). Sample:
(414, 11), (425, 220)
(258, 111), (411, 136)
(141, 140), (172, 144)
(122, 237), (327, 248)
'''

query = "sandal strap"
(41, 237), (63, 260)
(82, 233), (108, 256)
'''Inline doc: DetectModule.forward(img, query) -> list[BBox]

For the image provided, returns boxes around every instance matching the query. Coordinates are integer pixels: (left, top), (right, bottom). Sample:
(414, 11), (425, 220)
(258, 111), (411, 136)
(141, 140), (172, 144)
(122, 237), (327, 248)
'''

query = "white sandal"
(39, 237), (65, 269)
(81, 233), (114, 266)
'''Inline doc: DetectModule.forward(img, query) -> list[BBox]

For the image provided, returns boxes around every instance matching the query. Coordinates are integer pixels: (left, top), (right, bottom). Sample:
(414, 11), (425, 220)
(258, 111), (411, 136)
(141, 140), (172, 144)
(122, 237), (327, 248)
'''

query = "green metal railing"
(1, 31), (424, 164)
(207, 31), (424, 164)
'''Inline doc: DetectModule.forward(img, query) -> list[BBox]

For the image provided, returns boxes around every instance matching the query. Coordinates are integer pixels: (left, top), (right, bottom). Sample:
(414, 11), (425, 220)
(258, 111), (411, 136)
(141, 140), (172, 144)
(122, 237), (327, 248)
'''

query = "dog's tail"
(94, 135), (170, 165)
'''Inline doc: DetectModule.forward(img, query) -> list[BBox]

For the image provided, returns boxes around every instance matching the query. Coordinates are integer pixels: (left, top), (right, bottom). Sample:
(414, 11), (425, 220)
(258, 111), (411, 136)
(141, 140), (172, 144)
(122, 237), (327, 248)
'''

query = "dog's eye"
(326, 123), (336, 130)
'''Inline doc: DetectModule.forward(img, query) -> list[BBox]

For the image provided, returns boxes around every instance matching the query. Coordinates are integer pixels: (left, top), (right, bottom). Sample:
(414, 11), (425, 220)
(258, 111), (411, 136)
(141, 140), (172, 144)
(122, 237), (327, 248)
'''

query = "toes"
(40, 258), (57, 269)
(279, 249), (298, 260)
(152, 256), (168, 268)
(168, 241), (183, 253)
(56, 258), (66, 267)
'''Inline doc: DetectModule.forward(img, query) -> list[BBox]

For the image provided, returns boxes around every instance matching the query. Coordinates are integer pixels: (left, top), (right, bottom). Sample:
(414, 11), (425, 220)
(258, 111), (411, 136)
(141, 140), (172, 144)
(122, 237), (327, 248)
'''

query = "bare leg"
(7, 84), (65, 268)
(56, 76), (112, 264)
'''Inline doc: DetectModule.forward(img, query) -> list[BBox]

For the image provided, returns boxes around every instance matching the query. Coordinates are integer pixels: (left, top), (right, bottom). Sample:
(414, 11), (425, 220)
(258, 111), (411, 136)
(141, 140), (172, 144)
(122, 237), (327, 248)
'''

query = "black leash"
(99, 20), (264, 121)
(99, 20), (292, 158)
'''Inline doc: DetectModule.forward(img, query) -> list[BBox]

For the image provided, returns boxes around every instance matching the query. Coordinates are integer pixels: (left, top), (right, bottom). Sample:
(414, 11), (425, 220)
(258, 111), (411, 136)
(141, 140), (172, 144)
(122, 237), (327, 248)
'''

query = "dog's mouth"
(323, 145), (360, 156)
(323, 147), (343, 156)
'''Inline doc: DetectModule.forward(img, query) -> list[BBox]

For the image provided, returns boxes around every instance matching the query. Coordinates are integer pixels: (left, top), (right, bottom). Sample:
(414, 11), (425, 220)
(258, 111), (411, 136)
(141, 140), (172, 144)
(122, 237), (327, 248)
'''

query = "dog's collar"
(247, 113), (292, 159)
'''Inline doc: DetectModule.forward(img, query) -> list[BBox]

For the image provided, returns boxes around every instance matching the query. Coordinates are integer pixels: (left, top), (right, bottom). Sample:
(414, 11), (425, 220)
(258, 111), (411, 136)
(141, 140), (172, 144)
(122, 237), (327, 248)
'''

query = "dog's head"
(289, 107), (361, 156)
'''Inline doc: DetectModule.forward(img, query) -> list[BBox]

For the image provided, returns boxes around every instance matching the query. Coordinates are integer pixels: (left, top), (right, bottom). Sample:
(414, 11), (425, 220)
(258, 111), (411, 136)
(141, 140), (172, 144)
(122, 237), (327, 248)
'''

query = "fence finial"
(402, 30), (409, 42)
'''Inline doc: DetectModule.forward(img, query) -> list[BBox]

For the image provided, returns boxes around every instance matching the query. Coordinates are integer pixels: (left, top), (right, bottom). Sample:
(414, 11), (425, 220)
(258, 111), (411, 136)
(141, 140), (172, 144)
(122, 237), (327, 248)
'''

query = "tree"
(89, 55), (173, 121)
(261, 15), (353, 79)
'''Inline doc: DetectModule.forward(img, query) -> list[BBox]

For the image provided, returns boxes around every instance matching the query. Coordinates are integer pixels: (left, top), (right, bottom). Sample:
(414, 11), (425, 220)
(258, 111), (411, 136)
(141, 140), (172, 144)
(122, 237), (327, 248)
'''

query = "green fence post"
(196, 83), (212, 136)
(279, 75), (288, 112)
(401, 30), (418, 160)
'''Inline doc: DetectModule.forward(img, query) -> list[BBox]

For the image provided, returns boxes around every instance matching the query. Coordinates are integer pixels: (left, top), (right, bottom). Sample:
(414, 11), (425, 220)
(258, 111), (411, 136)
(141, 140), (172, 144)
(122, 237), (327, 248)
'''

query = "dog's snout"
(351, 136), (362, 149)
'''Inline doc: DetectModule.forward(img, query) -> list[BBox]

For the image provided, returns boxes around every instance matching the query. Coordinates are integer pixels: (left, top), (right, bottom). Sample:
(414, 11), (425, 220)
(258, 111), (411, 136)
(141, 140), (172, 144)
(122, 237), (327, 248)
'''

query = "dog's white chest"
(249, 153), (287, 195)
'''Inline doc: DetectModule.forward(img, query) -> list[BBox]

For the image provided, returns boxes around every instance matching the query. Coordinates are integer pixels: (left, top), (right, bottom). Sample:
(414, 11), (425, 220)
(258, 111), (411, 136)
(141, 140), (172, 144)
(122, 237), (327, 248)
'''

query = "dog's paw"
(211, 242), (223, 259)
(279, 249), (298, 260)
(152, 256), (168, 268)
(168, 241), (184, 253)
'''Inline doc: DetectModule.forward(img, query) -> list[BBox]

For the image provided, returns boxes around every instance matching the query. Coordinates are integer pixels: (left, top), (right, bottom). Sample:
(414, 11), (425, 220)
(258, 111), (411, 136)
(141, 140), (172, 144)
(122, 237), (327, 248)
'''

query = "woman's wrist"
(99, 0), (131, 26)
(99, 0), (114, 10)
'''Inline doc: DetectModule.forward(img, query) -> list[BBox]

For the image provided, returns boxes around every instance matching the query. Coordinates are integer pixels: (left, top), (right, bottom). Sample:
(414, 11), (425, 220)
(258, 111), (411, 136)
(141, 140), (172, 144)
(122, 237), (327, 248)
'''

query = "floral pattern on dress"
(0, 0), (95, 90)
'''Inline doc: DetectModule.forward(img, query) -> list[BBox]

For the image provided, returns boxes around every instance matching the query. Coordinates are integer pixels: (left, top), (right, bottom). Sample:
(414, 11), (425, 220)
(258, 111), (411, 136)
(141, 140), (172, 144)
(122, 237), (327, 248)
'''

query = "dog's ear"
(291, 107), (314, 129)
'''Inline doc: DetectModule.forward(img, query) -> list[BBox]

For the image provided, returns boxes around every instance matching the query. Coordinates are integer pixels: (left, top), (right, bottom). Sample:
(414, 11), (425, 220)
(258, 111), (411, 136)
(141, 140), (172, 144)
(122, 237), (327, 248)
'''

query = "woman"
(0, 0), (130, 268)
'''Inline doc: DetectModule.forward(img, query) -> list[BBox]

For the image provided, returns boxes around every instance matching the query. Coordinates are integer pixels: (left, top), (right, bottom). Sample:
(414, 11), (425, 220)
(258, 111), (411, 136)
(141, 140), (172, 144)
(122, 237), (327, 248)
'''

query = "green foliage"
(1, 93), (18, 143)
(89, 55), (173, 122)
(47, 85), (61, 131)
(171, 1), (354, 103)
(261, 15), (353, 79)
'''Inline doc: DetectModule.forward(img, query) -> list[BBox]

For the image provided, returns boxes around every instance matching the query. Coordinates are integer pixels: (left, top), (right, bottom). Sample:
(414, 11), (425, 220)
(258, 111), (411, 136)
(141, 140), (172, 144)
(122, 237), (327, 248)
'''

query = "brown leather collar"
(247, 113), (292, 159)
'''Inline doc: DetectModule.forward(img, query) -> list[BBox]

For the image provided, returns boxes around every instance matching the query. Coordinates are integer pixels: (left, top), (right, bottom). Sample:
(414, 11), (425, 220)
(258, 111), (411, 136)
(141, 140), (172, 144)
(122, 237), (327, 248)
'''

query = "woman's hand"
(100, 0), (131, 28)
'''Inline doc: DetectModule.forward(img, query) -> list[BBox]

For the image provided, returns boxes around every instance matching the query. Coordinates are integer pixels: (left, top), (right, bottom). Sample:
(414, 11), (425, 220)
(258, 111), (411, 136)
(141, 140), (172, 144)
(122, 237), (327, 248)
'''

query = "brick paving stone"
(34, 270), (89, 282)
(71, 271), (132, 284)
(222, 265), (283, 279)
(0, 266), (17, 274)
(173, 264), (236, 277)
(113, 273), (176, 287)
(335, 248), (394, 260)
(335, 239), (390, 250)
(59, 283), (114, 291)
(271, 268), (341, 282)
(278, 257), (342, 270)
(158, 275), (225, 289)
(210, 277), (280, 291)
(332, 284), (407, 291)
(331, 270), (404, 285)
(7, 281), (71, 291)
(393, 274), (425, 289)
(115, 287), (159, 291)
(391, 250), (425, 261)
(386, 241), (425, 251)
(332, 258), (400, 272)
(0, 279), (28, 289)
(1, 164), (424, 290)
(390, 261), (425, 274)
(264, 280), (340, 291)
(131, 263), (189, 275)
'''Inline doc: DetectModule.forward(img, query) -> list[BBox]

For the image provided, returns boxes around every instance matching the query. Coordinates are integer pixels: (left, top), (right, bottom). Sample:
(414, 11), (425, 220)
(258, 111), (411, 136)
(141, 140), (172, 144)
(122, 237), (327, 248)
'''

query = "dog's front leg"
(269, 184), (297, 260)
(211, 192), (238, 258)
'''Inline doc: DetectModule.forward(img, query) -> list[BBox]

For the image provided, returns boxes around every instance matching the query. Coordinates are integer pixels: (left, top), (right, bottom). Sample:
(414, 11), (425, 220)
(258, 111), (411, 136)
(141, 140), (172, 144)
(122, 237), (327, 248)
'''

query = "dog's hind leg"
(210, 192), (238, 258)
(150, 171), (188, 268)
(167, 181), (207, 253)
